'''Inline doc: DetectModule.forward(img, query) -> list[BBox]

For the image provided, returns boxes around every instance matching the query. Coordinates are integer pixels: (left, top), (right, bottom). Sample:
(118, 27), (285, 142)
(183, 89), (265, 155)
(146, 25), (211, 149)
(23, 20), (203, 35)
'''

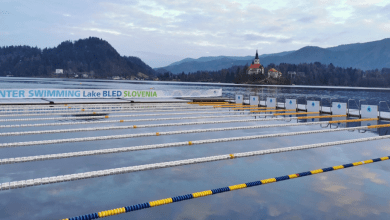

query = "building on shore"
(55, 69), (63, 74)
(288, 71), (305, 78)
(268, 68), (282, 78)
(247, 50), (264, 75)
(287, 71), (296, 78)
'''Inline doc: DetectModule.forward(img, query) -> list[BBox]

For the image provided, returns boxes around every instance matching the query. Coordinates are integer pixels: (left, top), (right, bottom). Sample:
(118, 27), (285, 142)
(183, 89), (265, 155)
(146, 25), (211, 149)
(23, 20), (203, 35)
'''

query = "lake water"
(1, 77), (390, 220)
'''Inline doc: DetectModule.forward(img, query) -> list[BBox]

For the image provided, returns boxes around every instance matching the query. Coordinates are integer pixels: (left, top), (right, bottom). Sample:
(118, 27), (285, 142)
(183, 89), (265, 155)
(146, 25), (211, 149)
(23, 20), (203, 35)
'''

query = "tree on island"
(156, 62), (390, 87)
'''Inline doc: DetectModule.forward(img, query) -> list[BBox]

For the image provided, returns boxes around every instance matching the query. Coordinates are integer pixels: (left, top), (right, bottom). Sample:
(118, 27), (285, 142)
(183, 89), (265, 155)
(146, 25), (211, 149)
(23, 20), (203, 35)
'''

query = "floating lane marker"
(198, 103), (241, 105)
(251, 109), (296, 113)
(189, 102), (229, 105)
(0, 108), (227, 118)
(58, 155), (388, 219)
(328, 118), (378, 124)
(0, 118), (296, 136)
(2, 102), (189, 108)
(274, 112), (319, 116)
(1, 123), (388, 161)
(3, 137), (390, 192)
(0, 103), (208, 110)
(368, 124), (390, 129)
(0, 115), (378, 137)
(0, 117), (381, 139)
(212, 104), (244, 108)
(215, 105), (258, 107)
(0, 106), (216, 115)
(0, 111), (247, 122)
(231, 107), (276, 110)
(297, 115), (347, 119)
(213, 106), (246, 108)
(198, 103), (240, 105)
(0, 103), (192, 111)
(0, 114), (271, 129)
(0, 117), (283, 129)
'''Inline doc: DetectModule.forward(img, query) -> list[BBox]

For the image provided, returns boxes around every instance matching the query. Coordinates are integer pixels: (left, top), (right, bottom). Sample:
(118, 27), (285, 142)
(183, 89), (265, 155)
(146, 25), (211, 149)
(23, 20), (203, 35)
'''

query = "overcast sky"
(1, 0), (390, 68)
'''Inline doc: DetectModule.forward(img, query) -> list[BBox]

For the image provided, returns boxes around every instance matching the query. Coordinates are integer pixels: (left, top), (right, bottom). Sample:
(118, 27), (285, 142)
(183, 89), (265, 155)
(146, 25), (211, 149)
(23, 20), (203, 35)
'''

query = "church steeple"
(248, 49), (265, 75)
(254, 49), (260, 64)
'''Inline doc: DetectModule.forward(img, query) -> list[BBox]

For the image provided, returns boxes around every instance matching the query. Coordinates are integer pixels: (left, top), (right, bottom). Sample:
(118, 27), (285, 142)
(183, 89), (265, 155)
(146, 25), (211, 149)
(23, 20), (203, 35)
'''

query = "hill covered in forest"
(0, 37), (155, 78)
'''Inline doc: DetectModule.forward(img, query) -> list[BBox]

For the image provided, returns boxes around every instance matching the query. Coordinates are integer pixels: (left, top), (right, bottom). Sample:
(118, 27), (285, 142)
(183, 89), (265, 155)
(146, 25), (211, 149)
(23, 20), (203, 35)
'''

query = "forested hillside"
(0, 37), (155, 78)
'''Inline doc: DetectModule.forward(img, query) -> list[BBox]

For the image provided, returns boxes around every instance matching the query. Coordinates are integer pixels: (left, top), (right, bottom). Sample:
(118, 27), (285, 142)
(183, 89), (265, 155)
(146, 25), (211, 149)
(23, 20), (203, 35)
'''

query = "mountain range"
(155, 38), (390, 74)
(2, 37), (390, 78)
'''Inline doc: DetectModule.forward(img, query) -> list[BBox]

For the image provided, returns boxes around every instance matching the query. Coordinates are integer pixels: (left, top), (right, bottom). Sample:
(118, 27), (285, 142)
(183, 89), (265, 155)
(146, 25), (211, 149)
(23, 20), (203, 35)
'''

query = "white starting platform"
(234, 94), (390, 120)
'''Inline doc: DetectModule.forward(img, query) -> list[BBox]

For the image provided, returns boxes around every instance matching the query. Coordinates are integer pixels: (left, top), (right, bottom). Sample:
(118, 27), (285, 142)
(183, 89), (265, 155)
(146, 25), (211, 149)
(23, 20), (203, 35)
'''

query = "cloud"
(1, 0), (390, 67)
(73, 27), (124, 36)
(278, 38), (294, 44)
(297, 16), (318, 23)
(347, 167), (387, 185)
(314, 175), (348, 193)
(346, 0), (385, 7)
(244, 34), (275, 42)
(309, 167), (390, 218)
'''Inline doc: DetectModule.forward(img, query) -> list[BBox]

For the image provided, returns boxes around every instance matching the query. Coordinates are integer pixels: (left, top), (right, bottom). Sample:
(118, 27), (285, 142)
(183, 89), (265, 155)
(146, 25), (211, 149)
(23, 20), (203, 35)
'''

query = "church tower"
(247, 49), (264, 75)
(254, 49), (260, 64)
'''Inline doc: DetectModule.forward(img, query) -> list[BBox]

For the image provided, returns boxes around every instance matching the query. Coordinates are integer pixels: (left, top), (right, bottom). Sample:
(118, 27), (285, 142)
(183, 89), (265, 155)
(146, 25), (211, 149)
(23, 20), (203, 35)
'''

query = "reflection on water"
(64, 113), (109, 122)
(1, 78), (390, 220)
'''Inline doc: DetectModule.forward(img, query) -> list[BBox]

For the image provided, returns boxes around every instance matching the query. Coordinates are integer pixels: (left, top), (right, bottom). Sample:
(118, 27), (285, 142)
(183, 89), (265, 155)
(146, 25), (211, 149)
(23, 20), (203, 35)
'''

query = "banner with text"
(0, 89), (222, 99)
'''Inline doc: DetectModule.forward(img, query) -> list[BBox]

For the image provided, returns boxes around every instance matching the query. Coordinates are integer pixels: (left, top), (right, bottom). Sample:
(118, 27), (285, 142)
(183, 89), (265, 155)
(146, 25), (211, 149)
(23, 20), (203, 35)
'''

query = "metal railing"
(296, 96), (307, 111)
(379, 101), (390, 120)
(277, 95), (286, 109)
(320, 98), (330, 113)
(347, 99), (359, 117)
(359, 99), (368, 119)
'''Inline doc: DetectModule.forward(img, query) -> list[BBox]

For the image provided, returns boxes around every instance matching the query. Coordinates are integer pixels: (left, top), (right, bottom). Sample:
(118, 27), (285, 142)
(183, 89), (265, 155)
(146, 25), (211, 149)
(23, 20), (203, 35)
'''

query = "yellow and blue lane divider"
(61, 155), (390, 220)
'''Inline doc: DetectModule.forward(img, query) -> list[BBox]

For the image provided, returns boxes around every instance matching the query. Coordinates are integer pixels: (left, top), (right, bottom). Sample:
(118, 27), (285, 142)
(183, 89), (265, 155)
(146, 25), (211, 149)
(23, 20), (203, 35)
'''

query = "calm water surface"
(0, 77), (390, 220)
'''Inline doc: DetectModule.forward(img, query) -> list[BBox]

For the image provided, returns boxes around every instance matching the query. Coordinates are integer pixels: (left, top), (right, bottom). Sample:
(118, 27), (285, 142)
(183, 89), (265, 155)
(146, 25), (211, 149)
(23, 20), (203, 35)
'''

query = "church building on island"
(247, 50), (264, 75)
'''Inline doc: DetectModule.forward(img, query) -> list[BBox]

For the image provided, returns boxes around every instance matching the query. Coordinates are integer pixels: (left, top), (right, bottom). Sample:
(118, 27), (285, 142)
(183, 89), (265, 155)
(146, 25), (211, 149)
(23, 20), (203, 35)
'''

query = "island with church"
(244, 50), (289, 85)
